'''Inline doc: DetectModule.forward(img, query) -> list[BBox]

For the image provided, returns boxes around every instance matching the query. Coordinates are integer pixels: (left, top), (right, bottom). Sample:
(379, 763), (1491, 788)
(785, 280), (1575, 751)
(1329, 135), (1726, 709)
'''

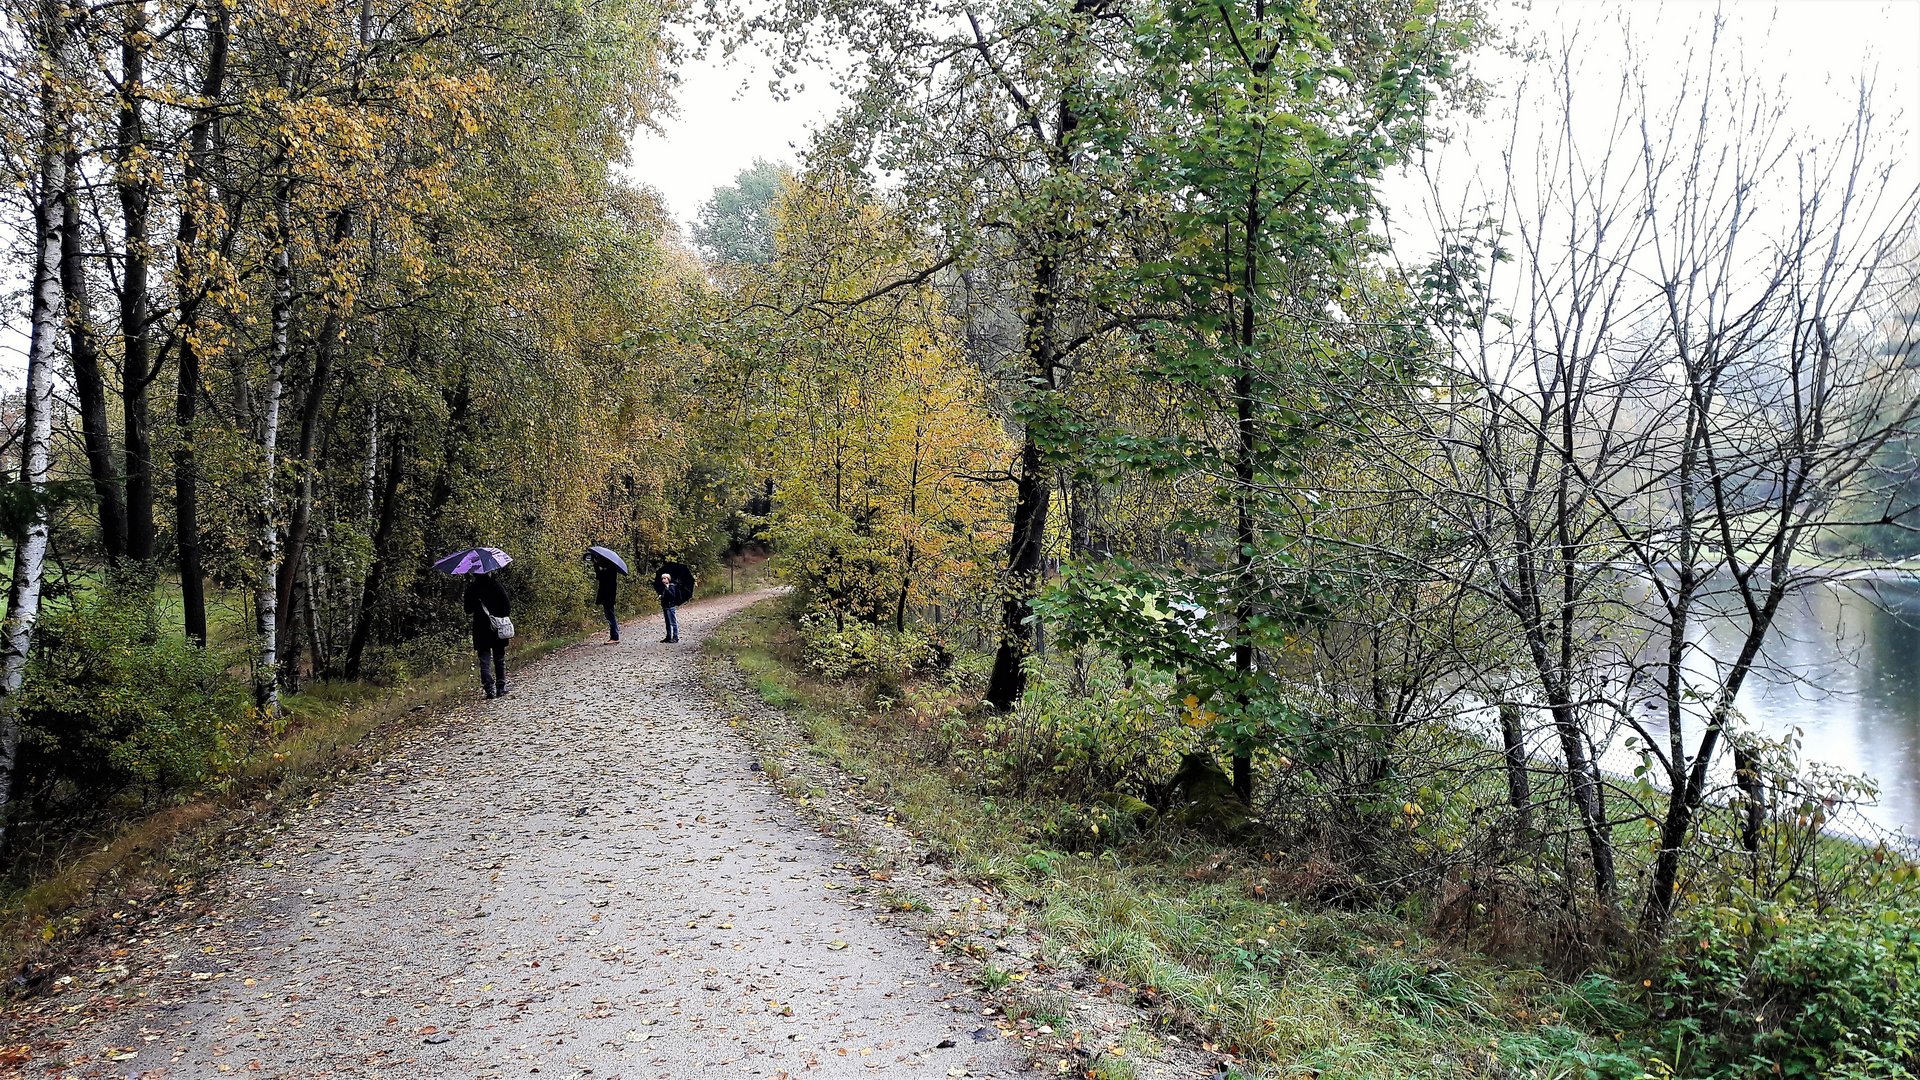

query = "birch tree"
(0, 0), (72, 844)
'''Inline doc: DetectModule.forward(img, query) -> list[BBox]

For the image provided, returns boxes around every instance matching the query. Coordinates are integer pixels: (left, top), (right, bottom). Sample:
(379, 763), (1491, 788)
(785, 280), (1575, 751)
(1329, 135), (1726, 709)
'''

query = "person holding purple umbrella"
(435, 546), (516, 697)
(463, 568), (513, 698)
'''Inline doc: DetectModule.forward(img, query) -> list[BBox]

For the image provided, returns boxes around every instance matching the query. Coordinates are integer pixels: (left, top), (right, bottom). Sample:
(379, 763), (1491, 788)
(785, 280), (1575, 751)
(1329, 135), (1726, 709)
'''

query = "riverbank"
(704, 602), (1653, 1080)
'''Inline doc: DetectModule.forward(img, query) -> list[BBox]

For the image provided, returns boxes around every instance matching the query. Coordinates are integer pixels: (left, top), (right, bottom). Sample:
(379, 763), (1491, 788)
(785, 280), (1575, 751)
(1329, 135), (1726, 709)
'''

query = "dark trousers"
(662, 604), (679, 640)
(602, 602), (620, 640)
(478, 643), (506, 692)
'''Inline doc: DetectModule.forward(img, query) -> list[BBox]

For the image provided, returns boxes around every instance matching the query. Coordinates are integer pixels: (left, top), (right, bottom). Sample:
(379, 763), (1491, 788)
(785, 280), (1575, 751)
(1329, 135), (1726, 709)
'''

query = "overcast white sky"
(619, 33), (849, 240)
(5, 0), (1918, 374)
(1379, 0), (1920, 286)
(623, 0), (1920, 241)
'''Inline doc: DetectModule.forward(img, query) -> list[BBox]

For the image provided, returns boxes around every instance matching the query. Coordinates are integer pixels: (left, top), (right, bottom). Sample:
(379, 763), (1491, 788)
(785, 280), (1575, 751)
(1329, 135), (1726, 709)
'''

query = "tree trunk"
(1498, 702), (1532, 839)
(1228, 118), (1263, 802)
(985, 435), (1050, 710)
(983, 234), (1063, 712)
(276, 209), (352, 660)
(894, 543), (915, 633)
(1547, 690), (1616, 907)
(303, 557), (327, 678)
(60, 156), (127, 561)
(1, 42), (70, 846)
(362, 403), (379, 525)
(980, 12), (1091, 712)
(172, 1), (227, 646)
(1231, 361), (1255, 801)
(344, 434), (405, 679)
(256, 175), (292, 717)
(895, 450), (920, 632)
(1642, 620), (1777, 935)
(1733, 744), (1766, 855)
(416, 368), (472, 576)
(117, 0), (157, 561)
(176, 346), (207, 644)
(281, 576), (307, 693)
(1063, 470), (1094, 559)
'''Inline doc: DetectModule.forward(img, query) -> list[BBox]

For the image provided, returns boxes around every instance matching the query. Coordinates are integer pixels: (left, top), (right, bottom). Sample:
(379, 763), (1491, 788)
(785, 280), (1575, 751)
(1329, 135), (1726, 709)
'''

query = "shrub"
(796, 611), (936, 681)
(13, 596), (249, 805)
(1655, 897), (1920, 1079)
(983, 657), (1195, 802)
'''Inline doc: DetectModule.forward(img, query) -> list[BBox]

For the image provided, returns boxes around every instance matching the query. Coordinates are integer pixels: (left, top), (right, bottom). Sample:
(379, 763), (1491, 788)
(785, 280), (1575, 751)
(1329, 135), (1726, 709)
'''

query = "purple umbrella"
(433, 547), (513, 575)
(586, 546), (629, 574)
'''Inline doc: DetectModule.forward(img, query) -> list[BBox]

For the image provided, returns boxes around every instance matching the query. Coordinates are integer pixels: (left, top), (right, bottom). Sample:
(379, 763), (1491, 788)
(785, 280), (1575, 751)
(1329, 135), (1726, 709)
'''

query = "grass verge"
(710, 602), (1651, 1080)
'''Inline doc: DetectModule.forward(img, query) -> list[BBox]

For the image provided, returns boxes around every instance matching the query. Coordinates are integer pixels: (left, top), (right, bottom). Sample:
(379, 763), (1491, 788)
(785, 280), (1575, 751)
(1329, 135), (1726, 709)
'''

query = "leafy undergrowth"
(712, 604), (1650, 1080)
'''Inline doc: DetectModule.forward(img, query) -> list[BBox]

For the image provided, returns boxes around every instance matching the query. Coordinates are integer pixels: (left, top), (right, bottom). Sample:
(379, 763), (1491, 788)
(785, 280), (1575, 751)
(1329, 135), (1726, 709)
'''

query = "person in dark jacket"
(593, 555), (621, 642)
(653, 571), (684, 643)
(463, 570), (513, 698)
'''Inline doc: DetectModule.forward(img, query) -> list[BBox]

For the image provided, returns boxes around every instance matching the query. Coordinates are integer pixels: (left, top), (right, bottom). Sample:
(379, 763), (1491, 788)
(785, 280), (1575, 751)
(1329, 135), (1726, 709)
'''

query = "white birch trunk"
(0, 41), (71, 845)
(363, 403), (379, 526)
(255, 183), (291, 717)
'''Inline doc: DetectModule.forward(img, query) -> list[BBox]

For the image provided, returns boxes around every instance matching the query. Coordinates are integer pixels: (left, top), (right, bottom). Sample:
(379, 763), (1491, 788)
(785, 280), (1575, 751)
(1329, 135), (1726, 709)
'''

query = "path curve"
(12, 591), (1037, 1079)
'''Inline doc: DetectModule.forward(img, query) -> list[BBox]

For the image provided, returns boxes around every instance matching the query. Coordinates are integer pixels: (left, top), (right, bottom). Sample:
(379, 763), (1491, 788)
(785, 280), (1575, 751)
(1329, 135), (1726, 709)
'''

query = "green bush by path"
(797, 610), (938, 682)
(12, 594), (249, 805)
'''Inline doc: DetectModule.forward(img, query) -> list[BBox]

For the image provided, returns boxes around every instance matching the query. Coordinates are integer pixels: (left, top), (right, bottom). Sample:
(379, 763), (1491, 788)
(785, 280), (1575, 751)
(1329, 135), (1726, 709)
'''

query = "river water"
(1663, 575), (1920, 838)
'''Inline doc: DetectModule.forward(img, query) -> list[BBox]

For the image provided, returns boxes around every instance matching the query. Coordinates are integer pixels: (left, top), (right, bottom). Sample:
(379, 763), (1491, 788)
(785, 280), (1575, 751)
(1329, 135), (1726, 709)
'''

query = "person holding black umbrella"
(587, 546), (628, 642)
(653, 563), (692, 643)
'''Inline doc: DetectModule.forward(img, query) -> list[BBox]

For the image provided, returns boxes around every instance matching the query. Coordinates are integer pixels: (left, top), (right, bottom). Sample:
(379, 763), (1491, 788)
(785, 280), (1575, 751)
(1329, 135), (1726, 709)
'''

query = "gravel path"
(11, 591), (1038, 1079)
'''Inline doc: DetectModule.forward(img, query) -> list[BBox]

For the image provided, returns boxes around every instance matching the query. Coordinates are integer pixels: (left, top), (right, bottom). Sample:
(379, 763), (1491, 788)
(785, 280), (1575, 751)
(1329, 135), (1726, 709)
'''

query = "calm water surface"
(1690, 577), (1920, 837)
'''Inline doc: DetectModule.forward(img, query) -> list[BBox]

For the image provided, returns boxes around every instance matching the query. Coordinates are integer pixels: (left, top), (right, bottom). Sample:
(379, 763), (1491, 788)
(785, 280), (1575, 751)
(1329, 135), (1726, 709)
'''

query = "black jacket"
(652, 578), (686, 607)
(463, 574), (512, 649)
(594, 562), (619, 607)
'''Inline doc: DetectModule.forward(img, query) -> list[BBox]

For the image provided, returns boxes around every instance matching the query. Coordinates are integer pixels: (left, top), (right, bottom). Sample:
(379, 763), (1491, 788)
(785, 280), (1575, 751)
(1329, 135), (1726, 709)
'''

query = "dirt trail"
(9, 591), (1038, 1079)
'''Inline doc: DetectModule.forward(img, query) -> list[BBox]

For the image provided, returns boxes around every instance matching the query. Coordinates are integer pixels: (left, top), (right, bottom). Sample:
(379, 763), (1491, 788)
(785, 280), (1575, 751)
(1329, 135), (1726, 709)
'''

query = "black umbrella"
(656, 561), (695, 599)
(587, 546), (629, 574)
